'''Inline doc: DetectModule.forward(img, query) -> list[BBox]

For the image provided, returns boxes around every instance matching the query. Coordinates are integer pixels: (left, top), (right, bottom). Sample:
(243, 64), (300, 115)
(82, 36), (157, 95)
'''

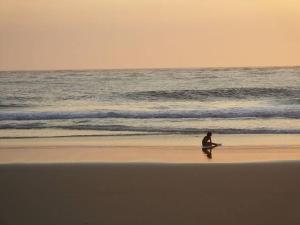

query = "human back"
(202, 131), (212, 147)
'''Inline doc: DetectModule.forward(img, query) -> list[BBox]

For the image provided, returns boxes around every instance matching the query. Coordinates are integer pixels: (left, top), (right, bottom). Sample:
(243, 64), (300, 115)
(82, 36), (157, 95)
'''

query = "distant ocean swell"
(0, 108), (299, 121)
(125, 88), (300, 101)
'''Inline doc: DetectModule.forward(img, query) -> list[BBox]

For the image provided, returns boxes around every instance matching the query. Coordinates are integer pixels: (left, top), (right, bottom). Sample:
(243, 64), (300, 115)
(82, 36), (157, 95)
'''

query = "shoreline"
(1, 134), (300, 164)
(2, 133), (300, 146)
(1, 144), (300, 164)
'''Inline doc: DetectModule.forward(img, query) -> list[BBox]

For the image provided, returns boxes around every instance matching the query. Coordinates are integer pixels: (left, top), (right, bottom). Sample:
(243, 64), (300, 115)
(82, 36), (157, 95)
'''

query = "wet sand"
(1, 162), (300, 225)
(1, 145), (300, 164)
(1, 135), (300, 225)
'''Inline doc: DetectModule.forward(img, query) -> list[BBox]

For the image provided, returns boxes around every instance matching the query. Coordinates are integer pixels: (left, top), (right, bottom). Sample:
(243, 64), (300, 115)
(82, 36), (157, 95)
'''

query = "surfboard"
(201, 144), (222, 149)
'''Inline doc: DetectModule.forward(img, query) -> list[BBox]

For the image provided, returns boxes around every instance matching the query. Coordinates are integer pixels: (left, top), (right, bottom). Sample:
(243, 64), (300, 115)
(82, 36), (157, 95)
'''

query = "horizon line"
(1, 64), (300, 73)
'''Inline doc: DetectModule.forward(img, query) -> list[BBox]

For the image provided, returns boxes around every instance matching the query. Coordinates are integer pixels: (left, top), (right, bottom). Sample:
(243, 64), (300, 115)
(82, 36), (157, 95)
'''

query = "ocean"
(0, 67), (299, 139)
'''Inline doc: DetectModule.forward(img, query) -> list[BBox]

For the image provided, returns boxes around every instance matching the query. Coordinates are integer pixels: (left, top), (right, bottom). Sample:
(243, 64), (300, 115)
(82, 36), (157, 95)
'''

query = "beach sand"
(1, 134), (300, 164)
(1, 135), (300, 225)
(1, 162), (300, 225)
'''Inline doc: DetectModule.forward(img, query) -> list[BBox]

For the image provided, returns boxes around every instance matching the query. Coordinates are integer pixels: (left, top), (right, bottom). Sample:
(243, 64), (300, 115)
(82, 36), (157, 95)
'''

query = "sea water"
(0, 67), (299, 138)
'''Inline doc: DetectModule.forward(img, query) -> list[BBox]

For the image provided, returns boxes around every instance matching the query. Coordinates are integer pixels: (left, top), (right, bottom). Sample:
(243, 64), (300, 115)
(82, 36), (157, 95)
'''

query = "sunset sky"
(1, 0), (299, 70)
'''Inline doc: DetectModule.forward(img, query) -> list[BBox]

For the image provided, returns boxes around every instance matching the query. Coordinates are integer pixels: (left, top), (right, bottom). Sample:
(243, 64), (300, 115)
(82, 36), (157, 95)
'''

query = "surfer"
(202, 132), (221, 159)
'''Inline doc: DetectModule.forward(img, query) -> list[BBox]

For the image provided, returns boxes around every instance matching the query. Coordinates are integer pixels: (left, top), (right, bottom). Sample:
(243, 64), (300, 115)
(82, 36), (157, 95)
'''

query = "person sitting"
(202, 131), (221, 159)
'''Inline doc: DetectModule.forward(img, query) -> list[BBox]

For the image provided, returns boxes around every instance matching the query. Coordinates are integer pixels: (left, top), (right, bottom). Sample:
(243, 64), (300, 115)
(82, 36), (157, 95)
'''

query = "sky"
(0, 0), (300, 70)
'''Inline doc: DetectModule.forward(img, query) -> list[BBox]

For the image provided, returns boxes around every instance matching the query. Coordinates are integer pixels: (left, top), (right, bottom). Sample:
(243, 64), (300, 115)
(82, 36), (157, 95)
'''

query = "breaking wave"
(0, 123), (299, 134)
(0, 107), (299, 121)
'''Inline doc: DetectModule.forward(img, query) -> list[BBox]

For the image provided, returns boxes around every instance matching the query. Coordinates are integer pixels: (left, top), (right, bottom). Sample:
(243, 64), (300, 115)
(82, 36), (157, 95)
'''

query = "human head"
(207, 131), (212, 137)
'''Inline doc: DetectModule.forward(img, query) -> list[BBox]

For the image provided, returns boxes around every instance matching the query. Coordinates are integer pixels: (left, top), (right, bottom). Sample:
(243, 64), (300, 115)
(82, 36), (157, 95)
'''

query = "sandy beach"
(1, 135), (300, 164)
(0, 135), (300, 225)
(1, 162), (300, 225)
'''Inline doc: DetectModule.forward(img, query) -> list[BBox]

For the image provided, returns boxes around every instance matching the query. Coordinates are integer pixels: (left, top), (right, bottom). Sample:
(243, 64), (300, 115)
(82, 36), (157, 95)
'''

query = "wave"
(0, 107), (299, 121)
(0, 103), (32, 108)
(125, 88), (300, 101)
(0, 123), (299, 134)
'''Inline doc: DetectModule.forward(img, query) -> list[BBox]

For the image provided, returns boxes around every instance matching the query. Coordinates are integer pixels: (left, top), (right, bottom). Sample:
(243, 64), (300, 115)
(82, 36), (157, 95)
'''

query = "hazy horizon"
(1, 0), (300, 70)
(1, 65), (300, 73)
